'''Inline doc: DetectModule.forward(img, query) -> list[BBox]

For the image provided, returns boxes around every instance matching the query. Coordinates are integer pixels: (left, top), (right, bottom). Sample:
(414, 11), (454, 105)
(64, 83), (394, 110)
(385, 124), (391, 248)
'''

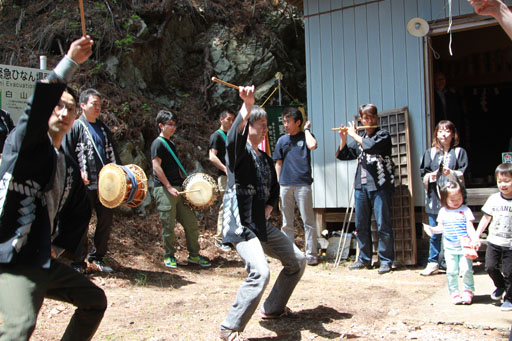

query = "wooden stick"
(178, 189), (202, 194)
(79, 0), (87, 37)
(331, 125), (378, 131)
(211, 77), (240, 91)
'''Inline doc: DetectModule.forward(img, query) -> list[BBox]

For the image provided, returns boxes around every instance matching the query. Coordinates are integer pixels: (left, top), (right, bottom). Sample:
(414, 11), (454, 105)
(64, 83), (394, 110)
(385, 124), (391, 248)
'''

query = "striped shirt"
(437, 205), (474, 247)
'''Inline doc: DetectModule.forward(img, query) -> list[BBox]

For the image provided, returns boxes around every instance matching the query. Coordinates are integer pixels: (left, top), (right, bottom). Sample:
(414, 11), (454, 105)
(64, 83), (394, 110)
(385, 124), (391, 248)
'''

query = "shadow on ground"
(253, 305), (352, 340)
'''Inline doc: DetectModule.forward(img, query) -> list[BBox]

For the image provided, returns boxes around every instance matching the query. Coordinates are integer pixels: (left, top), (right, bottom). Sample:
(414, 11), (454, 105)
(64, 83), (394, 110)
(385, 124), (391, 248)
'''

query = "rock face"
(0, 0), (305, 213)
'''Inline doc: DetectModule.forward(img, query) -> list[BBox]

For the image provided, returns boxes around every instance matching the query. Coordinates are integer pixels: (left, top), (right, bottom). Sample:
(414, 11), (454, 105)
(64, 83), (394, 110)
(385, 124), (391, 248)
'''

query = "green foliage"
(121, 102), (130, 112)
(114, 34), (135, 52)
(141, 103), (151, 114)
(130, 14), (140, 20)
(93, 2), (106, 11)
(91, 62), (104, 75)
(69, 21), (81, 30)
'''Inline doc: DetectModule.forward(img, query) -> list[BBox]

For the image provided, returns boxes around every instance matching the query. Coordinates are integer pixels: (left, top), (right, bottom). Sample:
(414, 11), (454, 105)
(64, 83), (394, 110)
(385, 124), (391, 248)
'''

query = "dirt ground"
(4, 212), (512, 340)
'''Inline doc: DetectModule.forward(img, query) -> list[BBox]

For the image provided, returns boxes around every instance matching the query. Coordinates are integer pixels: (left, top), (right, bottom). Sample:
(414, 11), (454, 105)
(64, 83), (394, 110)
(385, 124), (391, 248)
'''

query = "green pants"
(0, 261), (107, 341)
(153, 186), (200, 258)
(215, 175), (227, 244)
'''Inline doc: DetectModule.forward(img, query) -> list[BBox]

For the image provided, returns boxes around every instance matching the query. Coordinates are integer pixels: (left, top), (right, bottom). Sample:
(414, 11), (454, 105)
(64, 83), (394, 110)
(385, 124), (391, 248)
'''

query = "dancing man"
(219, 86), (306, 340)
(0, 36), (107, 340)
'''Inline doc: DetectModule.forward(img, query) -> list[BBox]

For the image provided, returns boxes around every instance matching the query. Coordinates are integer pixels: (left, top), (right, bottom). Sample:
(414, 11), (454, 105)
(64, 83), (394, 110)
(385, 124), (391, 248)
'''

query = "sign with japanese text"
(0, 64), (50, 124)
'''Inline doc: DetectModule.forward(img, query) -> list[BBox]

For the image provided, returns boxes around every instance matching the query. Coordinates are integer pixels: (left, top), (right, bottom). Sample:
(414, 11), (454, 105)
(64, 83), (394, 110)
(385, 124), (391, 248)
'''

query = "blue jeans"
(220, 223), (306, 332)
(354, 185), (394, 265)
(427, 214), (444, 264)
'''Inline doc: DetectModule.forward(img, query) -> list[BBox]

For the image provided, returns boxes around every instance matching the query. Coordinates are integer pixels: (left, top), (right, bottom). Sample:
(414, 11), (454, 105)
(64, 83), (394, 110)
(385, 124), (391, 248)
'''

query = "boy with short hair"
(476, 163), (512, 311)
(151, 110), (211, 269)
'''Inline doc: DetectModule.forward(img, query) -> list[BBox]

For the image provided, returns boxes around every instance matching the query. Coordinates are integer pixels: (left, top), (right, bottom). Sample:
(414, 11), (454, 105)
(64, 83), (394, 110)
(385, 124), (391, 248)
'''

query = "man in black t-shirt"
(151, 110), (211, 269)
(208, 110), (235, 251)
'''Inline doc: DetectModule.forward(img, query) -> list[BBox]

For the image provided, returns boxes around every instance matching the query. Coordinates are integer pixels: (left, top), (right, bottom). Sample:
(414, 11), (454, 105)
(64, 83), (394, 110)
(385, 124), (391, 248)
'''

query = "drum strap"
(158, 137), (188, 177)
(121, 165), (138, 204)
(217, 129), (227, 142)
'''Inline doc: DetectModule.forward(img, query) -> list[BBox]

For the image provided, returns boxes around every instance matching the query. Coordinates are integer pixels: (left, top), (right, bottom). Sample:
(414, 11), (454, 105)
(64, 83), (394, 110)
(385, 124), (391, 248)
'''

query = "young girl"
(427, 180), (478, 305)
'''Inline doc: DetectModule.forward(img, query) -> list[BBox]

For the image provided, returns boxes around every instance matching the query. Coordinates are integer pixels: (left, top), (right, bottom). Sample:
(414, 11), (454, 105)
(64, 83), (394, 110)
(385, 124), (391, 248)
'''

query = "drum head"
(98, 164), (127, 208)
(185, 180), (213, 206)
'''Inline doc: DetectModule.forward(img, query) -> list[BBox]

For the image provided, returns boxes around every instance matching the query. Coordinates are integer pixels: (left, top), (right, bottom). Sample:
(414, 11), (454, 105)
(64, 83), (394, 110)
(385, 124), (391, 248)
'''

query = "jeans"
(445, 244), (474, 295)
(354, 185), (394, 265)
(0, 261), (106, 341)
(153, 186), (200, 258)
(485, 242), (512, 302)
(427, 214), (445, 266)
(220, 223), (306, 332)
(280, 185), (318, 258)
(215, 175), (227, 244)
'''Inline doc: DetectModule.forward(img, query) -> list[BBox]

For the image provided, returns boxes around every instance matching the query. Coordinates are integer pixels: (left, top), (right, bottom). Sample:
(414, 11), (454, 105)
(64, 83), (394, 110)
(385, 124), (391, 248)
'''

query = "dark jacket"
(336, 128), (394, 192)
(222, 112), (279, 243)
(420, 147), (468, 215)
(64, 115), (120, 190)
(0, 109), (15, 152)
(0, 69), (91, 268)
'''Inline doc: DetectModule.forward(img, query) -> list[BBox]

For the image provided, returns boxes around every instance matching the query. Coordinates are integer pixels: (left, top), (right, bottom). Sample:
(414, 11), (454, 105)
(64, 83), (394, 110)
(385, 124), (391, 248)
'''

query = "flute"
(331, 125), (377, 131)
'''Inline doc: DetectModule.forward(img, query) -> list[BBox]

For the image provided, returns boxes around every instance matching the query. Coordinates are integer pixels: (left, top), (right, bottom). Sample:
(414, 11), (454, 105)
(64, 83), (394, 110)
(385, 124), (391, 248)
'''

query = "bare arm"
(475, 213), (492, 238)
(275, 159), (283, 182)
(236, 86), (255, 133)
(209, 148), (227, 175)
(303, 120), (318, 150)
(152, 156), (179, 197)
(469, 0), (512, 40)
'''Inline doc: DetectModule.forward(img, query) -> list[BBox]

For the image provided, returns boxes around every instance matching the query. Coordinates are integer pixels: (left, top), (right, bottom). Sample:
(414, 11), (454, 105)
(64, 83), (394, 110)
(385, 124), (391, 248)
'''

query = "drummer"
(151, 110), (211, 269)
(64, 88), (121, 273)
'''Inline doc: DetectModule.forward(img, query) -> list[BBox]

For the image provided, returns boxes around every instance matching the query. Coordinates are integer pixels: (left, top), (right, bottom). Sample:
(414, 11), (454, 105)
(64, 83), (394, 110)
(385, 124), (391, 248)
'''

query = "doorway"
(429, 24), (512, 187)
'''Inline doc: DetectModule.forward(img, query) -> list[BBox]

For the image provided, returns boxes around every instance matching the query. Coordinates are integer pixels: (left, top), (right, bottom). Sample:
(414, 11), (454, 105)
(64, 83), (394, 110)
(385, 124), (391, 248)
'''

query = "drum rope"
(121, 166), (139, 204)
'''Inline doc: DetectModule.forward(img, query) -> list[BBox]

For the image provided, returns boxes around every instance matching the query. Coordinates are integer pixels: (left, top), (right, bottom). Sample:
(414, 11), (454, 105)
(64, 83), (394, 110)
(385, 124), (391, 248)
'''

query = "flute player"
(335, 104), (395, 274)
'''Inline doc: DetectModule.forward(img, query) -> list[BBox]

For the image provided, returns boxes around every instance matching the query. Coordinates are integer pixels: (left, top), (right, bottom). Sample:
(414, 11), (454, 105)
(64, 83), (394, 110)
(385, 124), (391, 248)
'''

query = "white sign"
(0, 64), (50, 124)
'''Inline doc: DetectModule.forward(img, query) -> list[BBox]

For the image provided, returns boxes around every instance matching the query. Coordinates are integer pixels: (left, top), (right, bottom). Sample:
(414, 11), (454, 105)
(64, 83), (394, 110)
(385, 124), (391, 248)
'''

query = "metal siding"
(391, 1), (408, 107)
(355, 0), (370, 104)
(305, 0), (477, 208)
(379, 1), (395, 110)
(307, 0), (325, 207)
(331, 0), (353, 208)
(367, 1), (383, 109)
(404, 1), (425, 196)
(319, 0), (337, 208)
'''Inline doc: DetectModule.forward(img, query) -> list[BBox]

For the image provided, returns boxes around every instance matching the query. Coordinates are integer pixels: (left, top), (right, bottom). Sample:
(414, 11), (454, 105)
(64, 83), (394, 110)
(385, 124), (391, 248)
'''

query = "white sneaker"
(420, 262), (439, 276)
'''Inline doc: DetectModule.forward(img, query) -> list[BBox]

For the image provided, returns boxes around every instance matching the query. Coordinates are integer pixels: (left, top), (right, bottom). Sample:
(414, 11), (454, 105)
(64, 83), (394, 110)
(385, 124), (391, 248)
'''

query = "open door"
(427, 19), (512, 189)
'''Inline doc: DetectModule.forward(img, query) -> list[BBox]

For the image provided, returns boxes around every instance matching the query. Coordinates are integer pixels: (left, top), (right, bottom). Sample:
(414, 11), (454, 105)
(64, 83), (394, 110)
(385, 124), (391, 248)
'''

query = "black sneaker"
(491, 287), (505, 301)
(378, 263), (392, 274)
(349, 261), (372, 270)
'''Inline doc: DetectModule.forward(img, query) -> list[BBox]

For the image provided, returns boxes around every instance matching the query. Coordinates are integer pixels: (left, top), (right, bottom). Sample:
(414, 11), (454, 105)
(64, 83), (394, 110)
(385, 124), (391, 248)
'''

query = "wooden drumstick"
(211, 77), (240, 91)
(332, 125), (378, 131)
(178, 189), (202, 194)
(79, 0), (87, 37)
